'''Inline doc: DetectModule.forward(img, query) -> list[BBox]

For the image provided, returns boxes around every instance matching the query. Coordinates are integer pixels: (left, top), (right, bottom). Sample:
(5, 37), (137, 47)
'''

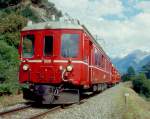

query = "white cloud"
(136, 1), (150, 13)
(95, 0), (124, 15)
(50, 0), (150, 58)
(50, 0), (124, 18)
(97, 12), (150, 57)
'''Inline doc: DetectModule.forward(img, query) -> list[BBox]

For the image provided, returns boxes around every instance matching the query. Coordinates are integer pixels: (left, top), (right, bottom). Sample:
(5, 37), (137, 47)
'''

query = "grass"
(122, 86), (150, 119)
(0, 94), (26, 108)
(107, 82), (150, 119)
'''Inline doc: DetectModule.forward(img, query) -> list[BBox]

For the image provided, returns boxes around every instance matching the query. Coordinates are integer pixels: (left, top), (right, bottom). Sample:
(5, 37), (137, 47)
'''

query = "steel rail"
(0, 104), (31, 116)
(30, 93), (96, 119)
(29, 106), (61, 119)
(0, 91), (101, 118)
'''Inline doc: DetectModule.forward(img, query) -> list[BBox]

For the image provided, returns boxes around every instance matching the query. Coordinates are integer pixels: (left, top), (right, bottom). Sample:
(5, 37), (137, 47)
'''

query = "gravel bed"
(0, 103), (27, 113)
(0, 107), (48, 119)
(44, 84), (125, 119)
(0, 108), (47, 119)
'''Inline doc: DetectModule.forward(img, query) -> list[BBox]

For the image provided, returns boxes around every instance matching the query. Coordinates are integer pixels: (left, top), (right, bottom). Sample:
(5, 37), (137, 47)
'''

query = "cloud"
(97, 12), (150, 57)
(136, 1), (150, 13)
(50, 0), (124, 17)
(50, 0), (150, 58)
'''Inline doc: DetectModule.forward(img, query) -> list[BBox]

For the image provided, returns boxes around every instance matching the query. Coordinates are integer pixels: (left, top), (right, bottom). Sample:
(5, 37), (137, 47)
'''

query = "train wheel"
(92, 85), (98, 92)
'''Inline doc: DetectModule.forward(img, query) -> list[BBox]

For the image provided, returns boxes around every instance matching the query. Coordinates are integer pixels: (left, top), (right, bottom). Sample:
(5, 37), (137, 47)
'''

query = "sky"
(49, 0), (150, 58)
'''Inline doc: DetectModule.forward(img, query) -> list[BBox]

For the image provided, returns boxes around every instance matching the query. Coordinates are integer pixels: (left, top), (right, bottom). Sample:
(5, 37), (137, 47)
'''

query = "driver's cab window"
(44, 36), (53, 56)
(61, 34), (79, 58)
(23, 35), (34, 58)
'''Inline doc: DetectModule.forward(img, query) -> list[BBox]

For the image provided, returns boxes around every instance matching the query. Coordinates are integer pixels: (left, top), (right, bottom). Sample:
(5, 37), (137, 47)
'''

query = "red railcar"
(18, 21), (121, 104)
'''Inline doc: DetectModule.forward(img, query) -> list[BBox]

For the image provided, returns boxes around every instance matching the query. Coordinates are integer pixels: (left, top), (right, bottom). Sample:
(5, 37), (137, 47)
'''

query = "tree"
(141, 62), (150, 79)
(122, 66), (136, 82)
(133, 75), (150, 98)
(136, 72), (147, 80)
(31, 0), (42, 4)
(0, 0), (62, 95)
(0, 0), (21, 8)
(127, 66), (135, 76)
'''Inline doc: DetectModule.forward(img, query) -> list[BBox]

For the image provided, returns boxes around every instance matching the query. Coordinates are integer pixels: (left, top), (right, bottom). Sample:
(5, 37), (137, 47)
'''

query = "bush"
(0, 40), (19, 94)
(21, 6), (39, 22)
(0, 84), (11, 95)
(0, 82), (21, 95)
(0, 0), (21, 9)
(31, 0), (43, 4)
(133, 79), (144, 93)
(0, 12), (27, 34)
(122, 66), (136, 82)
(142, 80), (150, 98)
(0, 32), (20, 48)
(121, 74), (135, 82)
(133, 78), (150, 98)
(0, 12), (27, 47)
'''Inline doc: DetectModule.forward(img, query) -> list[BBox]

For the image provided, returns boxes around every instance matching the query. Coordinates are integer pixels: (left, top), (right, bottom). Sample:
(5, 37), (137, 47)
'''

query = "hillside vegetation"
(122, 66), (150, 100)
(122, 83), (150, 119)
(0, 0), (62, 95)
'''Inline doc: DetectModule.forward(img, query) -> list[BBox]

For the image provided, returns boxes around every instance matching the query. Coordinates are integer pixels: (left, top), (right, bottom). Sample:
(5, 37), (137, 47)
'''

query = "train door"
(89, 40), (93, 86)
(43, 31), (57, 59)
(41, 31), (57, 83)
(82, 34), (90, 87)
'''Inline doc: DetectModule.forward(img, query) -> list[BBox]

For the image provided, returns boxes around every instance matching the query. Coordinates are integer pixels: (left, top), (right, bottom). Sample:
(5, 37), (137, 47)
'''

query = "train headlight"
(66, 65), (73, 72)
(23, 64), (29, 71)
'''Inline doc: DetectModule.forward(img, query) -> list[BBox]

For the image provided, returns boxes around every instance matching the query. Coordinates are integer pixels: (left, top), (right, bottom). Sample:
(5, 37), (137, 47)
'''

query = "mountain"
(112, 50), (150, 74)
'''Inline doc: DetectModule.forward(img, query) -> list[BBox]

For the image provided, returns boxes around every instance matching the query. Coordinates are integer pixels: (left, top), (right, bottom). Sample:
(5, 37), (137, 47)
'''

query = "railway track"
(0, 103), (69, 119)
(0, 93), (98, 119)
(0, 104), (31, 116)
(0, 101), (87, 119)
(29, 106), (61, 119)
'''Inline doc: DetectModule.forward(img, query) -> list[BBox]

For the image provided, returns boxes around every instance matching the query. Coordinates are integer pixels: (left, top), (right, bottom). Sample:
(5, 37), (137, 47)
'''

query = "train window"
(102, 55), (105, 68)
(23, 35), (34, 58)
(99, 54), (102, 67)
(61, 34), (79, 58)
(44, 36), (53, 56)
(94, 48), (99, 66)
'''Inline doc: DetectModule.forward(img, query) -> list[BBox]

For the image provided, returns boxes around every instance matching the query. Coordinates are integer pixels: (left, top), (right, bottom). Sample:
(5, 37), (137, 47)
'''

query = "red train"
(18, 21), (121, 104)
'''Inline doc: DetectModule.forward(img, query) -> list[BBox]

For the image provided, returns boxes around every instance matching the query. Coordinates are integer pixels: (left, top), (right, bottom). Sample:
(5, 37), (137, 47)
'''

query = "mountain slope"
(112, 50), (150, 74)
(0, 0), (62, 95)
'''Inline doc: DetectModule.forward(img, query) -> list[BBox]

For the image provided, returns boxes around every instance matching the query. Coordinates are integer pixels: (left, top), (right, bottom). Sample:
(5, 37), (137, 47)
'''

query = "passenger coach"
(18, 21), (120, 104)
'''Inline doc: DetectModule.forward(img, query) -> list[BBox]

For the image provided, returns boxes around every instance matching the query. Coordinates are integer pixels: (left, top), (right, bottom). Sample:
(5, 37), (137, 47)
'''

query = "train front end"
(18, 22), (83, 104)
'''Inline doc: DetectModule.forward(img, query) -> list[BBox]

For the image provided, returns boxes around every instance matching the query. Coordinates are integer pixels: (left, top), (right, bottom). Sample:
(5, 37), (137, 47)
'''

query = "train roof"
(22, 21), (110, 61)
(22, 21), (83, 31)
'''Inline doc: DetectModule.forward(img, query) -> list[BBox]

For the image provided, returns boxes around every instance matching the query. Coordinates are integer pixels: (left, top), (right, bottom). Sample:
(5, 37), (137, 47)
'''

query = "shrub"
(0, 12), (26, 47)
(0, 84), (11, 95)
(0, 40), (19, 94)
(133, 77), (150, 98)
(0, 0), (21, 9)
(31, 0), (43, 4)
(21, 6), (39, 22)
(122, 66), (136, 82)
(0, 12), (27, 33)
(0, 32), (20, 48)
(0, 82), (21, 95)
(121, 74), (135, 82)
(141, 80), (150, 98)
(133, 79), (144, 93)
